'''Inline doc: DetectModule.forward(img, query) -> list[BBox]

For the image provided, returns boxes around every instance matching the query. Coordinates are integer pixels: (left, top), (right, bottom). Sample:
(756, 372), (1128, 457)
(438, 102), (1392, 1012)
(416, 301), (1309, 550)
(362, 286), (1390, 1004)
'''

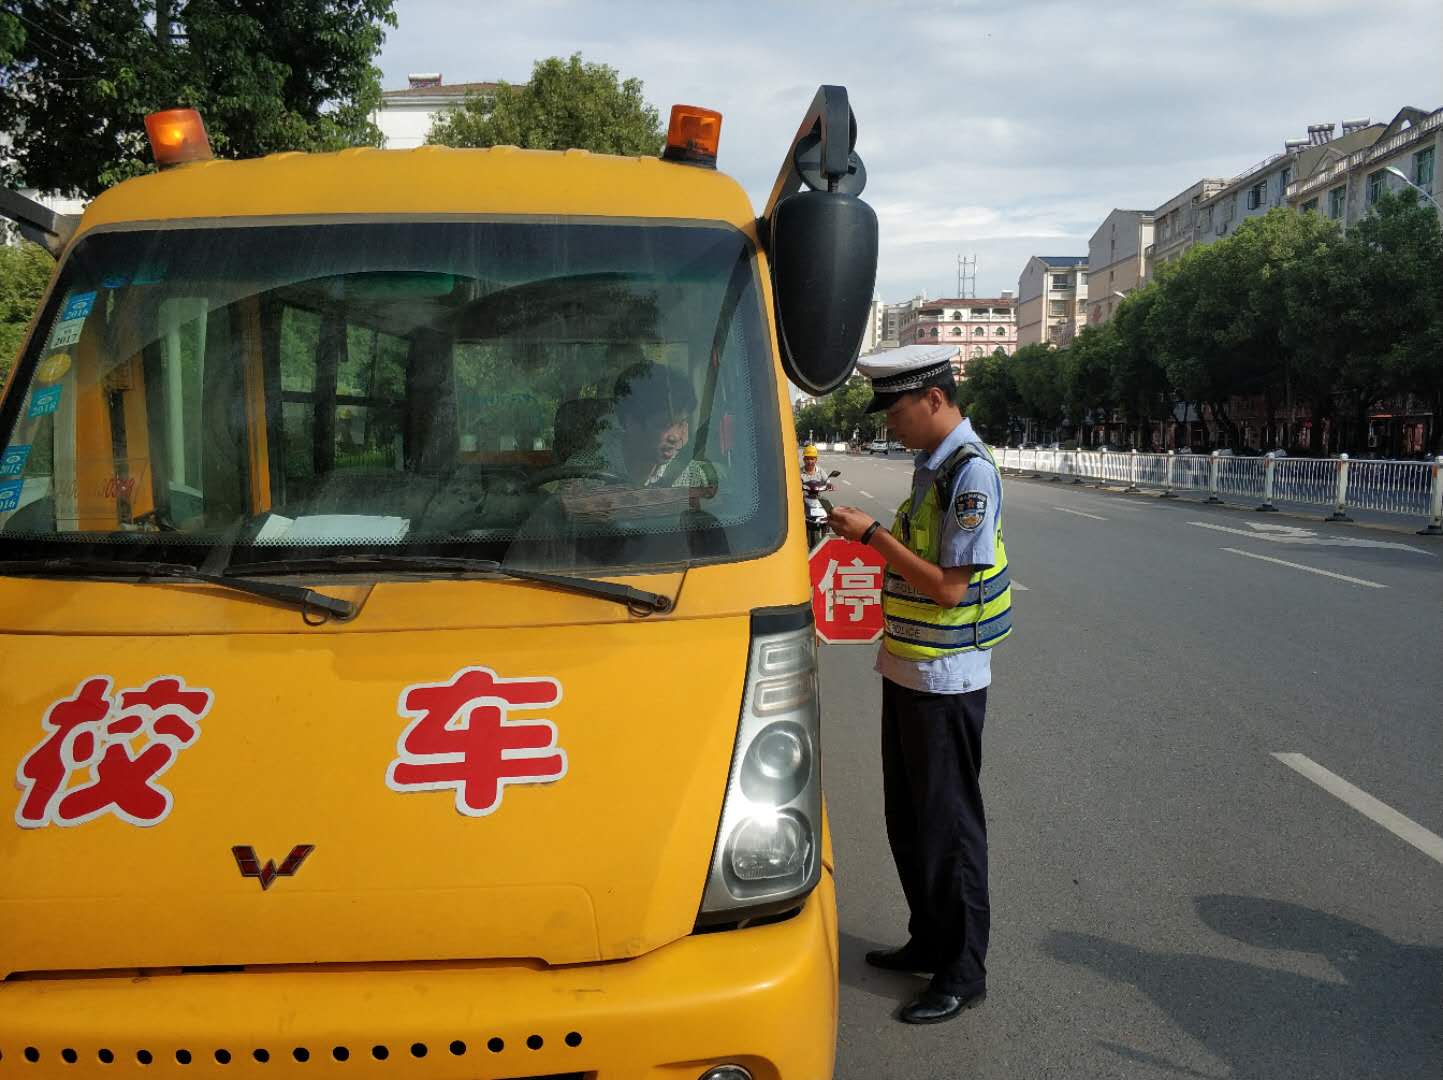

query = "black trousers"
(881, 678), (989, 997)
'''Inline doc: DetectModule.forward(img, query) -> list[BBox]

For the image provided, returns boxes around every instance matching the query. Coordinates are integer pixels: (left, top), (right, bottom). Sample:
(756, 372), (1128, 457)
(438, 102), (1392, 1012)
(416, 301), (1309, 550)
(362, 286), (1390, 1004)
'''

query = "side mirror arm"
(760, 85), (864, 245)
(0, 188), (77, 258)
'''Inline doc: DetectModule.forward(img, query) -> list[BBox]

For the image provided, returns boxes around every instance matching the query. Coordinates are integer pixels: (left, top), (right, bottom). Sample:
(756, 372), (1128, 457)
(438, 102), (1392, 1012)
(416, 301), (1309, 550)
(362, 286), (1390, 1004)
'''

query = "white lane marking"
(1272, 753), (1443, 865)
(1011, 581), (1030, 591)
(1189, 520), (1431, 555)
(840, 479), (853, 486)
(1221, 547), (1386, 588)
(859, 490), (875, 499)
(1052, 506), (1107, 520)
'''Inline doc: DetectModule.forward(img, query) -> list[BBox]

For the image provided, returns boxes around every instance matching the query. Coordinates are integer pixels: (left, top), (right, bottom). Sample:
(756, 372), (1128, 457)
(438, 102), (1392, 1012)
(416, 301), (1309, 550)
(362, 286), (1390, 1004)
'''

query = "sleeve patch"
(955, 491), (988, 531)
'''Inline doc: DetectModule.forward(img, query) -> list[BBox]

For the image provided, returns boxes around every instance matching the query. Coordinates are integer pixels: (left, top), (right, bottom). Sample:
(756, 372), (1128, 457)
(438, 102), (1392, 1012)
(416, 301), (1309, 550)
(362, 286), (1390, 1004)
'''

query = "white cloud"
(380, 0), (1441, 300)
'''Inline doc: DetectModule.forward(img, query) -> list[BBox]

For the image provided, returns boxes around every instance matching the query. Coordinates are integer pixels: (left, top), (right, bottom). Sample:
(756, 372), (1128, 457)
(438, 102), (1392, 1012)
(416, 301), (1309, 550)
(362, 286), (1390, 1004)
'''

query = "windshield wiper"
(230, 554), (673, 614)
(0, 558), (356, 620)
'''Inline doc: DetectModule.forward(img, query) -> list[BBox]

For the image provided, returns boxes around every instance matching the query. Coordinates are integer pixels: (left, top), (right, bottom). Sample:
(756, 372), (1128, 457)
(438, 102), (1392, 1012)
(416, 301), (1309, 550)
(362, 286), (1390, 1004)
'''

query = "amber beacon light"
(145, 108), (214, 167)
(663, 105), (722, 168)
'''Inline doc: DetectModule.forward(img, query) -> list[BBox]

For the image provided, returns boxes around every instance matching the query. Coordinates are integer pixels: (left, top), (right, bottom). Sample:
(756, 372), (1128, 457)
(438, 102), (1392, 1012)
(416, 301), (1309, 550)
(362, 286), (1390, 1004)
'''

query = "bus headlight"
(728, 810), (811, 882)
(697, 612), (822, 923)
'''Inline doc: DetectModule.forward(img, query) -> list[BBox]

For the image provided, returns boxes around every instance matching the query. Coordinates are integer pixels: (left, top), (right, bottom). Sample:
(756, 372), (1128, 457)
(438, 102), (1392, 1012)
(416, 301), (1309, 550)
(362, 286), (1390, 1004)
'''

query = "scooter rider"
(801, 443), (829, 486)
(801, 444), (837, 547)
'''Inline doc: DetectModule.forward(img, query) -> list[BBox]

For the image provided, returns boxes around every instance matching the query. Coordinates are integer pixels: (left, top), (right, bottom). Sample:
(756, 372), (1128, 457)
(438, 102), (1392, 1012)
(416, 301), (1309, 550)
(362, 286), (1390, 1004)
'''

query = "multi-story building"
(1194, 118), (1384, 247)
(1288, 106), (1441, 229)
(1086, 210), (1153, 325)
(372, 73), (501, 149)
(1016, 256), (1087, 347)
(1145, 178), (1226, 280)
(859, 296), (886, 353)
(907, 296), (1017, 376)
(887, 294), (930, 347)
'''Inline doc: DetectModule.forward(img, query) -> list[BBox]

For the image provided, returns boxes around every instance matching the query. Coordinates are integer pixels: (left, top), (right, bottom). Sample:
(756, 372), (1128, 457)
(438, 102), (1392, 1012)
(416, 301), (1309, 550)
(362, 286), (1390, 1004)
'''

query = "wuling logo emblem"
(232, 844), (315, 891)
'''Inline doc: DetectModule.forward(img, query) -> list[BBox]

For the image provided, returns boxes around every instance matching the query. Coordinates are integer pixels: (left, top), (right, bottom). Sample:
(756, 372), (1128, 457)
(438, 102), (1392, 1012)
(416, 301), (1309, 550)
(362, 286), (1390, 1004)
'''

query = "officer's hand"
(828, 505), (875, 542)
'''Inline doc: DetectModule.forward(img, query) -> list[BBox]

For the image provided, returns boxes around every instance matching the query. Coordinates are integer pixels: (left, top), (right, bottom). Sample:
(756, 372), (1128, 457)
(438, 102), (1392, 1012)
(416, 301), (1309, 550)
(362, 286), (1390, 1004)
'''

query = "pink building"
(902, 296), (1019, 377)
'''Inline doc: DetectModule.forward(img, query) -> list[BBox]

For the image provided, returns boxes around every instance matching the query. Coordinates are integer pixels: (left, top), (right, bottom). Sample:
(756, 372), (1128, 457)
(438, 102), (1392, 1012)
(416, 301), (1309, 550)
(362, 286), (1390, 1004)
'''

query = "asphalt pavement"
(816, 448), (1443, 1079)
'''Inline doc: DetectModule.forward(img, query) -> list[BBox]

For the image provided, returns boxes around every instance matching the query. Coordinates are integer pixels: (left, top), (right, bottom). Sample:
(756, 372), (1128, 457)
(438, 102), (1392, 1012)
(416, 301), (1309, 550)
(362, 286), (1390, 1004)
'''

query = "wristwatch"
(860, 520), (881, 546)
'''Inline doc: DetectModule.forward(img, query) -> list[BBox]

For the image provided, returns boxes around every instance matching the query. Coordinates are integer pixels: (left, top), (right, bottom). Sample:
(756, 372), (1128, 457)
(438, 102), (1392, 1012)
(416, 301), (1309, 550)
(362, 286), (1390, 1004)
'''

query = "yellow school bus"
(0, 90), (876, 1079)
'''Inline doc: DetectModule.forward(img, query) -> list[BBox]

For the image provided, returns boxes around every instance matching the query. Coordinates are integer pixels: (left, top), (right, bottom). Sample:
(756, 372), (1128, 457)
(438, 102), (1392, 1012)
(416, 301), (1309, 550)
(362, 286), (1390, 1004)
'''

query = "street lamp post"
(1383, 166), (1442, 213)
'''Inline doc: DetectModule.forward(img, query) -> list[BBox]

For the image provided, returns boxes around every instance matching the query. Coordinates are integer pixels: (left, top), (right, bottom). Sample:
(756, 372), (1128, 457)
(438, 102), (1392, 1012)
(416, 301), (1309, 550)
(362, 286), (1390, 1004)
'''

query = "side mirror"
(827, 470), (841, 478)
(771, 191), (878, 396)
(762, 86), (878, 398)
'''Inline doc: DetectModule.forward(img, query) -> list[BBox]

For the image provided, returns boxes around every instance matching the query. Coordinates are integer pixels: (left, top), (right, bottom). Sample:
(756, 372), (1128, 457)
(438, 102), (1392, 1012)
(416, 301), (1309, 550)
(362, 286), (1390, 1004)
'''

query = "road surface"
(818, 449), (1443, 1079)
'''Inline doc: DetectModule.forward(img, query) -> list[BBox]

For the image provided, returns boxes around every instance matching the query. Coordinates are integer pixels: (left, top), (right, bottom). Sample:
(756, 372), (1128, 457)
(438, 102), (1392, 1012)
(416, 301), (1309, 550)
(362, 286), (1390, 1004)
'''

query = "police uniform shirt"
(874, 416), (1002, 694)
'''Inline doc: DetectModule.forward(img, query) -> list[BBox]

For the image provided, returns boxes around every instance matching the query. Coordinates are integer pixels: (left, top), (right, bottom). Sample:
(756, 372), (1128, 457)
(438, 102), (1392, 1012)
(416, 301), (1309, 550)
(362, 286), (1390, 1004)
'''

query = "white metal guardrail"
(994, 449), (1443, 535)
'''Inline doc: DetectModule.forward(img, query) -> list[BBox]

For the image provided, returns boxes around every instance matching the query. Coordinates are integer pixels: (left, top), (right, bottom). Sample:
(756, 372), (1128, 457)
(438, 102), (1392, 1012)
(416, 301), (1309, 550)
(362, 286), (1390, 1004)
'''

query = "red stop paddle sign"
(808, 538), (886, 644)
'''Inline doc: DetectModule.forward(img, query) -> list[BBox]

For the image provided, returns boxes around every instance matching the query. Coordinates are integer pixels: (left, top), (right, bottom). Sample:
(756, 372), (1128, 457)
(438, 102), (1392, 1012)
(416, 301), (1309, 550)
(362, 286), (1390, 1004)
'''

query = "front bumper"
(0, 872), (837, 1080)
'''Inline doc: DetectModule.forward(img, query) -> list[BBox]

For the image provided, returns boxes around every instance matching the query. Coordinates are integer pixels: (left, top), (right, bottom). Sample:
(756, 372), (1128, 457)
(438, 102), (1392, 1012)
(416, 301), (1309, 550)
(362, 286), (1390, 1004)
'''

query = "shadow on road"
(838, 929), (926, 1005)
(1045, 895), (1442, 1079)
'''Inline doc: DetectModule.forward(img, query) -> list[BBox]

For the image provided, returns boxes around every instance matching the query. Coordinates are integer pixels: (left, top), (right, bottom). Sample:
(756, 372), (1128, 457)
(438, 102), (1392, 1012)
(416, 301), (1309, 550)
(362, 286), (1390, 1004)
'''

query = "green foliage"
(1008, 343), (1065, 431)
(1344, 191), (1443, 439)
(960, 351), (1022, 442)
(793, 376), (880, 443)
(0, 1), (398, 196)
(0, 241), (54, 382)
(427, 53), (665, 156)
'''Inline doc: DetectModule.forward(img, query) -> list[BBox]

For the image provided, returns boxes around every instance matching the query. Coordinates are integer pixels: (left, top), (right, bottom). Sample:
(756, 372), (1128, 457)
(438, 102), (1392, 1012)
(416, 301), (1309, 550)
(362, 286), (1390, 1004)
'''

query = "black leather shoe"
(897, 988), (986, 1025)
(864, 945), (934, 974)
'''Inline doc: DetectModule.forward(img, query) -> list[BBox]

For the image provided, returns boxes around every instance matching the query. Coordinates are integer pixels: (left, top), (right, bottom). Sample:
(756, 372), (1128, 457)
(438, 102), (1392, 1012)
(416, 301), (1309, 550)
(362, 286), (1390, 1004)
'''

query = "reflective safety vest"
(882, 441), (1012, 661)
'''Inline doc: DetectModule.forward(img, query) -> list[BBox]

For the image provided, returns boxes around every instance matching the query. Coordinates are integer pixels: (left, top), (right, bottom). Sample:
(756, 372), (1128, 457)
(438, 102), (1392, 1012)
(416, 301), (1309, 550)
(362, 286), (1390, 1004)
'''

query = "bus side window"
(336, 323), (406, 474)
(277, 305), (322, 502)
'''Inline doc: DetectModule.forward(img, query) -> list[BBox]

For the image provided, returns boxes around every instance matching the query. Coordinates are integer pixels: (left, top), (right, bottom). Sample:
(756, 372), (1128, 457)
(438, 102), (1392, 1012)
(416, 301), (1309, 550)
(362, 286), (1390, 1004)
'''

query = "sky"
(377, 0), (1442, 304)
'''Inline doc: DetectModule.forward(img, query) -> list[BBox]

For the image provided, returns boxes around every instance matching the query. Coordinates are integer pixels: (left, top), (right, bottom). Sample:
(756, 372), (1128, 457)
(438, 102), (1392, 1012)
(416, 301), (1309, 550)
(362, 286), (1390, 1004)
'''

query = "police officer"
(828, 343), (1012, 1025)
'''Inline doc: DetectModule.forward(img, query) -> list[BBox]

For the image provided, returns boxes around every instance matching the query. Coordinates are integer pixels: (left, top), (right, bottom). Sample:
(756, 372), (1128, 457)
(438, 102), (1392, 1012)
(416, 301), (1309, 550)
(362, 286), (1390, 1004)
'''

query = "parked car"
(888, 440), (906, 453)
(866, 438), (889, 454)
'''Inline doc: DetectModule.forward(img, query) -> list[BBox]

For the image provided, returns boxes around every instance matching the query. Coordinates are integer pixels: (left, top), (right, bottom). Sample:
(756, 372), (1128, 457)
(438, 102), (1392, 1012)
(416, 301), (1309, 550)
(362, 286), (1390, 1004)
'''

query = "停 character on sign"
(817, 556), (883, 623)
(14, 676), (214, 828)
(386, 666), (567, 817)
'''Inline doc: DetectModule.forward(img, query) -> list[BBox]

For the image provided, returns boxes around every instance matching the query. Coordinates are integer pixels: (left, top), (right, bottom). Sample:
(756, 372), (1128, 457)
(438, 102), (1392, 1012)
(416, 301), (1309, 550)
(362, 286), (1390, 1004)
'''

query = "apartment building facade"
(1145, 178), (1226, 280)
(372, 73), (502, 149)
(1194, 118), (1384, 247)
(1288, 106), (1441, 228)
(1016, 256), (1088, 346)
(860, 297), (886, 353)
(1086, 210), (1153, 325)
(906, 296), (1018, 377)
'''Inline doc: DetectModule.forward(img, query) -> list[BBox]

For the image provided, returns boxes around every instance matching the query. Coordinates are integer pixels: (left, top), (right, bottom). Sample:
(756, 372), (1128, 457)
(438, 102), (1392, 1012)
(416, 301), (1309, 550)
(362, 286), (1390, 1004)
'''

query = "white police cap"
(856, 344), (960, 412)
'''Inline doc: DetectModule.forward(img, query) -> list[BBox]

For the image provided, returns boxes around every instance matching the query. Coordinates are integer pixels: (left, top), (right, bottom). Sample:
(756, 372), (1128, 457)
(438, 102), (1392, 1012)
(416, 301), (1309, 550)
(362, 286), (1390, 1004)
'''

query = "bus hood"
(0, 613), (750, 977)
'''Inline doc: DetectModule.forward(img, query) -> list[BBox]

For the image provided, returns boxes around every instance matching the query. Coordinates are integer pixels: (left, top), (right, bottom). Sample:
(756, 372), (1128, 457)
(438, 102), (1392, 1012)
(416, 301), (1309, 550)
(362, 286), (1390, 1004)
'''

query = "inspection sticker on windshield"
(14, 676), (214, 828)
(0, 446), (30, 478)
(27, 385), (62, 418)
(386, 666), (567, 817)
(0, 480), (22, 512)
(60, 291), (96, 322)
(47, 319), (84, 350)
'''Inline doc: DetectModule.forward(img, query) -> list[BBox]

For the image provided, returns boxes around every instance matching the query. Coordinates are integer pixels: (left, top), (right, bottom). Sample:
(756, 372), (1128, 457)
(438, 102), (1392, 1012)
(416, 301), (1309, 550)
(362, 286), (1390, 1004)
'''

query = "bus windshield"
(0, 219), (784, 574)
